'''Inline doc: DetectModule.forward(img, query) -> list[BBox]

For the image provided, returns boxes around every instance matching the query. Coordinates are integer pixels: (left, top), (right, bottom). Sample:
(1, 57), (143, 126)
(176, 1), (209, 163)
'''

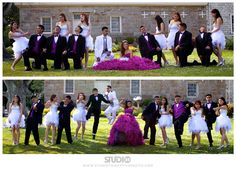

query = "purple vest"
(51, 38), (57, 54)
(173, 102), (186, 119)
(33, 39), (40, 53)
(72, 38), (78, 54)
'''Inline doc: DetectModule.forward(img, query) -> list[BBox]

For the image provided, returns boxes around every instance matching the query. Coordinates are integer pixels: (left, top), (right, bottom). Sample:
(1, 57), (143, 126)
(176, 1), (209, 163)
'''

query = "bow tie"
(37, 34), (42, 36)
(180, 32), (183, 34)
(54, 35), (59, 37)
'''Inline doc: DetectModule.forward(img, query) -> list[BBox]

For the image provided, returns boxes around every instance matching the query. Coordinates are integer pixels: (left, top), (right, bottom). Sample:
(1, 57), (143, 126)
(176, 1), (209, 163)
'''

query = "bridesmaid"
(56, 13), (72, 41)
(166, 12), (182, 66)
(43, 94), (59, 145)
(213, 97), (231, 150)
(153, 15), (169, 66)
(79, 13), (94, 69)
(210, 9), (226, 66)
(8, 21), (29, 71)
(73, 93), (87, 141)
(7, 95), (25, 145)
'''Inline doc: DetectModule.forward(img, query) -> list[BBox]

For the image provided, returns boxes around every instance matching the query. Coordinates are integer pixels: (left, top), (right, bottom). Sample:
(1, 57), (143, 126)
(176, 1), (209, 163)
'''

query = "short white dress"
(6, 105), (25, 128)
(188, 109), (208, 133)
(166, 22), (179, 48)
(58, 23), (70, 41)
(211, 23), (226, 49)
(12, 32), (29, 57)
(215, 109), (232, 132)
(73, 102), (87, 122)
(43, 103), (59, 126)
(154, 26), (167, 49)
(80, 23), (94, 50)
(158, 107), (172, 128)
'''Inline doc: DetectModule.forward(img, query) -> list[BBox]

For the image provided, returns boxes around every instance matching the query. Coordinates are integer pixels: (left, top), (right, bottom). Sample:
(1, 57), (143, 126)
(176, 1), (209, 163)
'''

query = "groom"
(94, 26), (114, 66)
(138, 25), (162, 67)
(86, 88), (110, 139)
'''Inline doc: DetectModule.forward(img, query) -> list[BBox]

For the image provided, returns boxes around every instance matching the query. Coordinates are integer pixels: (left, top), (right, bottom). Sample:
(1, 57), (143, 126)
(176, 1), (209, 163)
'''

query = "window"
(231, 14), (234, 34)
(187, 83), (198, 97)
(64, 80), (74, 94)
(41, 17), (52, 33)
(130, 80), (141, 95)
(110, 16), (122, 33)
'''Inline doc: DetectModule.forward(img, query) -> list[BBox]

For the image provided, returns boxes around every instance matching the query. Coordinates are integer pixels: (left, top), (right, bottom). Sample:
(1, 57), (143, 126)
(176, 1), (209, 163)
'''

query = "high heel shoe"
(217, 144), (224, 150)
(226, 143), (230, 148)
(195, 145), (201, 150)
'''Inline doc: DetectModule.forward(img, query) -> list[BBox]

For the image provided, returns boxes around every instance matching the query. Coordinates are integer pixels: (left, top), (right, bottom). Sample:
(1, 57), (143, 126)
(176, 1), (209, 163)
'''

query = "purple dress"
(108, 108), (144, 146)
(93, 53), (160, 70)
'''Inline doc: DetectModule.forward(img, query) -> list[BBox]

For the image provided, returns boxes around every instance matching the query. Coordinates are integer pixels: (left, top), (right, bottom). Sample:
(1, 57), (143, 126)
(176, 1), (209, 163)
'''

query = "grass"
(2, 117), (234, 154)
(3, 50), (233, 77)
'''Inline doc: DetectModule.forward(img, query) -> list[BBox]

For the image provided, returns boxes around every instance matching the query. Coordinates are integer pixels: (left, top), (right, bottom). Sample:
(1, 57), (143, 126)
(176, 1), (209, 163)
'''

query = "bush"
(5, 46), (13, 55)
(225, 37), (234, 50)
(141, 98), (153, 108)
(227, 103), (234, 118)
(126, 37), (135, 44)
(112, 42), (121, 52)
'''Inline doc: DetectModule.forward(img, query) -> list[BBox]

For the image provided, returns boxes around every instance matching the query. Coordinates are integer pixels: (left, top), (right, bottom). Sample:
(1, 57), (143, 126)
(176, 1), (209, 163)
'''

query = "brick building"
(44, 80), (234, 104)
(15, 2), (234, 41)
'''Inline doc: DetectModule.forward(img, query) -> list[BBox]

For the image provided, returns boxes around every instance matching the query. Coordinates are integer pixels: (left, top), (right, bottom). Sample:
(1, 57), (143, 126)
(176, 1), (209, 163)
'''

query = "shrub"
(5, 46), (13, 55)
(227, 103), (234, 118)
(225, 37), (233, 50)
(126, 37), (135, 44)
(141, 98), (153, 108)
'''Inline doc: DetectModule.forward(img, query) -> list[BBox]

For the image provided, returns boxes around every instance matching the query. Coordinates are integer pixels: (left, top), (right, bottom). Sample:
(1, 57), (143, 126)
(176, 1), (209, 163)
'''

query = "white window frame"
(186, 82), (198, 98)
(40, 16), (52, 34)
(110, 16), (122, 33)
(130, 80), (141, 96)
(231, 14), (234, 34)
(64, 80), (75, 94)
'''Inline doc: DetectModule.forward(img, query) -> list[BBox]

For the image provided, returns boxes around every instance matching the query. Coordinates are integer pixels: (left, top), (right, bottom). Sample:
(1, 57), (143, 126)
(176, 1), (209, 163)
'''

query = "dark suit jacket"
(174, 30), (193, 56)
(195, 32), (213, 56)
(138, 33), (161, 58)
(86, 94), (110, 111)
(27, 100), (45, 124)
(67, 34), (86, 58)
(58, 101), (75, 124)
(46, 35), (67, 57)
(142, 102), (161, 122)
(203, 101), (217, 124)
(28, 34), (47, 54)
(171, 101), (193, 120)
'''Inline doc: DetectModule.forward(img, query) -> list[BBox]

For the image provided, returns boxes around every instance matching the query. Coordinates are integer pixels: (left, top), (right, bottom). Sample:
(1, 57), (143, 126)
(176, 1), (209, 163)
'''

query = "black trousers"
(176, 50), (188, 67)
(173, 114), (188, 147)
(87, 108), (101, 135)
(66, 52), (83, 69)
(56, 121), (72, 144)
(143, 121), (149, 138)
(24, 118), (40, 145)
(206, 121), (214, 145)
(199, 50), (212, 67)
(44, 53), (63, 69)
(144, 119), (156, 145)
(147, 50), (162, 67)
(23, 51), (42, 69)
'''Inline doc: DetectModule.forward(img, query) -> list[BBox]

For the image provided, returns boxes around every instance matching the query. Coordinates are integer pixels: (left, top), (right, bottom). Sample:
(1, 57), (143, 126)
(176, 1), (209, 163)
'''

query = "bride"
(93, 40), (160, 70)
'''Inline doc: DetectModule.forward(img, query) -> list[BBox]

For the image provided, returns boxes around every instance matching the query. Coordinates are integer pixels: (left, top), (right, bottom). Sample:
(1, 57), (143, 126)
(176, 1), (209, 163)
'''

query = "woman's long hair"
(155, 15), (164, 31)
(218, 97), (227, 107)
(120, 40), (129, 56)
(50, 94), (57, 102)
(81, 13), (89, 26)
(12, 95), (21, 106)
(10, 21), (18, 32)
(211, 9), (223, 23)
(59, 13), (67, 22)
(173, 12), (182, 23)
(162, 97), (168, 112)
(77, 92), (86, 100)
(124, 100), (132, 109)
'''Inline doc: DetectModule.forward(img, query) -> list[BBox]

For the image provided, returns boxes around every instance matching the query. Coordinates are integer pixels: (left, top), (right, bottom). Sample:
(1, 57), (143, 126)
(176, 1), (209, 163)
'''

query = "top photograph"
(2, 2), (234, 77)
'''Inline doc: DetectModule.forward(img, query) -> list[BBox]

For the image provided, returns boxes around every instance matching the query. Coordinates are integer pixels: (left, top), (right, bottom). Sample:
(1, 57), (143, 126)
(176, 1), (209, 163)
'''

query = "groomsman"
(138, 25), (162, 67)
(94, 26), (114, 65)
(203, 94), (217, 147)
(44, 26), (67, 69)
(104, 85), (120, 125)
(66, 26), (86, 70)
(56, 95), (75, 144)
(24, 95), (44, 145)
(170, 95), (192, 148)
(174, 23), (193, 67)
(23, 25), (47, 71)
(142, 96), (161, 145)
(195, 26), (213, 67)
(86, 88), (110, 139)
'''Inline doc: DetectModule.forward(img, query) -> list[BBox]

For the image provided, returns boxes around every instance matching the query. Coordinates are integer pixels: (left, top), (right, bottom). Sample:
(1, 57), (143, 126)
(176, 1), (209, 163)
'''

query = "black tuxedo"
(56, 101), (75, 144)
(138, 33), (162, 66)
(65, 34), (86, 69)
(44, 35), (67, 69)
(203, 101), (217, 145)
(23, 34), (47, 69)
(24, 100), (44, 145)
(142, 102), (161, 145)
(195, 32), (213, 66)
(174, 30), (193, 67)
(86, 94), (110, 135)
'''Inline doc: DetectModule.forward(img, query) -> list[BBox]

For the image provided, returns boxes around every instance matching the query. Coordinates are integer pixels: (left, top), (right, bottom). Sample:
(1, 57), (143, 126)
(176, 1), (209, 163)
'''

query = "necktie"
(103, 37), (107, 51)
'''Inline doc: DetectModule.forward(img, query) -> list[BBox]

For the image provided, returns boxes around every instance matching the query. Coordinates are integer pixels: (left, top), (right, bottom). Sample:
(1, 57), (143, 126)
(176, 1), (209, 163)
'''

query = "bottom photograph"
(2, 79), (234, 154)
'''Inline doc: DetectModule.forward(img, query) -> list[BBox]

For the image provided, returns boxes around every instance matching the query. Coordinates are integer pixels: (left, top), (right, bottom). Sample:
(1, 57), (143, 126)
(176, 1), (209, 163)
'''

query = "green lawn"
(2, 117), (234, 154)
(3, 50), (233, 76)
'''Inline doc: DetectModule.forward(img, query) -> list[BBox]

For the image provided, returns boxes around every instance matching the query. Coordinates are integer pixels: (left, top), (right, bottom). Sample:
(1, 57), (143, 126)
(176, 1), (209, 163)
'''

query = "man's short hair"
(102, 26), (108, 31)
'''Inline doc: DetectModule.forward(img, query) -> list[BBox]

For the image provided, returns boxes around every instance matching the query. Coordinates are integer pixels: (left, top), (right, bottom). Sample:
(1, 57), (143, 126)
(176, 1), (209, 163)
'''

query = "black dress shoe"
(92, 135), (96, 140)
(149, 143), (155, 145)
(43, 68), (48, 71)
(143, 137), (149, 139)
(25, 67), (32, 71)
